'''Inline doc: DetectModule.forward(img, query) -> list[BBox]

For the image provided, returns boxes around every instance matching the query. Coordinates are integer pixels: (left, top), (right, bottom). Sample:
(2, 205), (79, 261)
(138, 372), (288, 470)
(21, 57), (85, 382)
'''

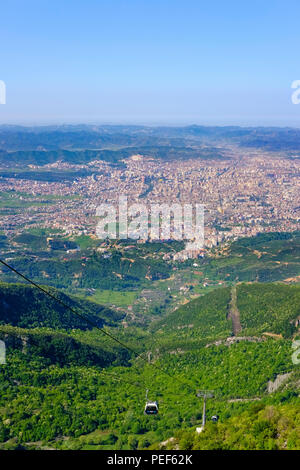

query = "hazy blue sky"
(1, 0), (300, 126)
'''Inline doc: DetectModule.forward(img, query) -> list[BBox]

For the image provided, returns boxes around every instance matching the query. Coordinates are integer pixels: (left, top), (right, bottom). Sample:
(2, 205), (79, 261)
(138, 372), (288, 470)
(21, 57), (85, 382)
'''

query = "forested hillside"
(165, 402), (300, 450)
(237, 283), (300, 337)
(0, 282), (123, 329)
(0, 280), (299, 450)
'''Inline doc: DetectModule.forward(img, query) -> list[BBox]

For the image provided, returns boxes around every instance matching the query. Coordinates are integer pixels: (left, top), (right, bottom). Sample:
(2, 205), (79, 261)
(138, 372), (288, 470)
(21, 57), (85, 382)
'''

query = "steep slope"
(160, 402), (300, 450)
(0, 282), (124, 330)
(0, 280), (299, 450)
(236, 283), (300, 338)
(0, 325), (119, 367)
(152, 283), (300, 343)
(152, 287), (232, 339)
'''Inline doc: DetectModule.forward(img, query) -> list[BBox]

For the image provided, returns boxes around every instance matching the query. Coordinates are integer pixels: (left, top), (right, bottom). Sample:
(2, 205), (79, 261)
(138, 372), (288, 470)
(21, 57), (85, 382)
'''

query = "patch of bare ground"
(267, 372), (292, 393)
(227, 285), (242, 335)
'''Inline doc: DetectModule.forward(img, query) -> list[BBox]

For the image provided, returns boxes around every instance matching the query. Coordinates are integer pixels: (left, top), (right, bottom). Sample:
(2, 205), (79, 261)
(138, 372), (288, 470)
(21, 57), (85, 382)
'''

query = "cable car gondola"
(144, 400), (159, 415)
(144, 389), (158, 415)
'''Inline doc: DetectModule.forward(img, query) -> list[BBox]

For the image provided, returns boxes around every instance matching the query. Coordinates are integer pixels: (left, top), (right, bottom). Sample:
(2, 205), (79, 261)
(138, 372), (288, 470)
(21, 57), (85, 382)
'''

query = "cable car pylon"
(196, 390), (214, 433)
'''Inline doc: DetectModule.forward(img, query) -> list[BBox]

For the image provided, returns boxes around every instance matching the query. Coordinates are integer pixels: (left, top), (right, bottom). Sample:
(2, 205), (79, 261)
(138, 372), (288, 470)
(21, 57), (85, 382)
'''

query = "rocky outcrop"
(267, 372), (292, 393)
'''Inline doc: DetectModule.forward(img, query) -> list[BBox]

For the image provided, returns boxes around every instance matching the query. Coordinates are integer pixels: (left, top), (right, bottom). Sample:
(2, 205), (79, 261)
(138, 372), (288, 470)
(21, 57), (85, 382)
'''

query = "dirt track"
(228, 285), (242, 335)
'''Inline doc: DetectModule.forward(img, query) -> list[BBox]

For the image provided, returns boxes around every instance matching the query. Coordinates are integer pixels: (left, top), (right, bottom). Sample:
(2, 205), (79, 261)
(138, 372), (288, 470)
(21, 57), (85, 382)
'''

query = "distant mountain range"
(0, 125), (299, 166)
